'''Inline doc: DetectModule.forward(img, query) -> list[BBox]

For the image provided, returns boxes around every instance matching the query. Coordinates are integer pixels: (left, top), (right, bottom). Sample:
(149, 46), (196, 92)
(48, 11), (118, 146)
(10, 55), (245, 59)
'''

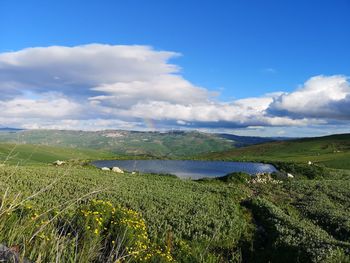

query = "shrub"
(0, 199), (173, 262)
(272, 162), (328, 179)
(248, 197), (350, 262)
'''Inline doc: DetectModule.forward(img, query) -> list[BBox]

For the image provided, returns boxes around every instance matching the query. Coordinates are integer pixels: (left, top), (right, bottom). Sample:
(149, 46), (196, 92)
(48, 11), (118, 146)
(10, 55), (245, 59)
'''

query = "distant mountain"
(217, 133), (277, 147)
(0, 129), (279, 158)
(0, 127), (24, 132)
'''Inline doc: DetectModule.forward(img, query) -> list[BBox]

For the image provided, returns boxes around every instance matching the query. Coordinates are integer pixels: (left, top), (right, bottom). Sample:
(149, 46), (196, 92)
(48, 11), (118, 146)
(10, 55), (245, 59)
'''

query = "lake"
(92, 160), (277, 179)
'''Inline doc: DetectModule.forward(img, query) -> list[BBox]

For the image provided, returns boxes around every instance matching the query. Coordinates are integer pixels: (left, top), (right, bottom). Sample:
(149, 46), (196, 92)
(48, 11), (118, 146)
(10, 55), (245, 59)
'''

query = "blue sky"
(0, 0), (350, 136)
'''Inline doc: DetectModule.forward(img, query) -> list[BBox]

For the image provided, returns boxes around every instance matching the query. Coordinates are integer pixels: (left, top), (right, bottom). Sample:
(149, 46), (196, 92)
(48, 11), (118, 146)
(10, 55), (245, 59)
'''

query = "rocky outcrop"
(287, 173), (294, 178)
(250, 173), (282, 184)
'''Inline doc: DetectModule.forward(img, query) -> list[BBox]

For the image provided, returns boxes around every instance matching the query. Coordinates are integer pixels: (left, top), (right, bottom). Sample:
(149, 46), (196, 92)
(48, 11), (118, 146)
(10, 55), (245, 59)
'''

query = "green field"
(203, 133), (350, 169)
(0, 143), (114, 165)
(0, 162), (349, 262)
(0, 164), (253, 262)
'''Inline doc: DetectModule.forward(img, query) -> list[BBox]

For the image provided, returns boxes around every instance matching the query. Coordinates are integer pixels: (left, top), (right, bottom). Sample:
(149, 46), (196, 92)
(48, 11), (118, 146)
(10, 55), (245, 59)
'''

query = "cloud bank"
(0, 44), (349, 134)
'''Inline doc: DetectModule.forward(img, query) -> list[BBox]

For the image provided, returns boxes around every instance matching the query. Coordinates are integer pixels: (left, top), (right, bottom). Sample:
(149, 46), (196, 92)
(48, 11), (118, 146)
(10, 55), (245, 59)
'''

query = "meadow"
(0, 133), (350, 262)
(0, 161), (349, 262)
(203, 134), (350, 169)
(0, 164), (252, 262)
(0, 143), (114, 165)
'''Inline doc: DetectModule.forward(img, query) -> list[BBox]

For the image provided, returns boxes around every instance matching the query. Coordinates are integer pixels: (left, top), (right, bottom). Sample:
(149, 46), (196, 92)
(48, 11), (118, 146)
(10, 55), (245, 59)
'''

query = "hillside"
(0, 129), (275, 158)
(0, 143), (114, 165)
(204, 133), (350, 169)
(1, 162), (349, 262)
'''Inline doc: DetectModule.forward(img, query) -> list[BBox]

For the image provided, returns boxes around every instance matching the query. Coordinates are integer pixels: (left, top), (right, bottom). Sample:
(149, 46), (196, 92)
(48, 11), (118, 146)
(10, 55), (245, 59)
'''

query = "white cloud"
(0, 94), (81, 118)
(268, 75), (350, 120)
(89, 74), (213, 108)
(0, 44), (349, 134)
(0, 44), (179, 97)
(20, 119), (140, 131)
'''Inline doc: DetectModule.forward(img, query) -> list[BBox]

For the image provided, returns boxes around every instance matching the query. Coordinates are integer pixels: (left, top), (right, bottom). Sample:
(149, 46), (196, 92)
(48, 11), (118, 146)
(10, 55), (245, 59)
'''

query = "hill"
(216, 133), (280, 147)
(0, 129), (277, 158)
(203, 133), (350, 169)
(0, 143), (114, 165)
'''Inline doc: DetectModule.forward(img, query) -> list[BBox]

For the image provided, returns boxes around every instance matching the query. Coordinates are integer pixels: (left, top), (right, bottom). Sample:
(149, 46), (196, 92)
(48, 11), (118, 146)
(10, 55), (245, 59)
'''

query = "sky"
(0, 0), (350, 137)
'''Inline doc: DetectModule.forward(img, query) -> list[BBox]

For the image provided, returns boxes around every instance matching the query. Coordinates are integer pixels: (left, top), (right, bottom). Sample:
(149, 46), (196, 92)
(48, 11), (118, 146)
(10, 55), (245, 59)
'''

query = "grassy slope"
(204, 133), (350, 169)
(1, 164), (349, 262)
(0, 165), (252, 261)
(0, 143), (114, 165)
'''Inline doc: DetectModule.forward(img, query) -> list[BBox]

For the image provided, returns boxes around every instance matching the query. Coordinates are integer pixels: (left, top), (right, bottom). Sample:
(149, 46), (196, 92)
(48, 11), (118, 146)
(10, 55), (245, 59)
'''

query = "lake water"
(92, 160), (277, 179)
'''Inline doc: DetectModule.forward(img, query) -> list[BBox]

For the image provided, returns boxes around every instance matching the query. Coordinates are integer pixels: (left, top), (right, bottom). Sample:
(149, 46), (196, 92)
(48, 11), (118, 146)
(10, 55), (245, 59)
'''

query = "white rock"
(308, 161), (312, 165)
(53, 160), (66, 166)
(101, 167), (110, 171)
(287, 173), (294, 178)
(131, 172), (136, 175)
(112, 166), (124, 173)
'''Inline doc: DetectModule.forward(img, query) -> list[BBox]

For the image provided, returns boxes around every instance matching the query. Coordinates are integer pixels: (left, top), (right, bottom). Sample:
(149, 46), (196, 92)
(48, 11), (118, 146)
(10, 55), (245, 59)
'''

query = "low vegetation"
(0, 143), (114, 165)
(0, 160), (349, 262)
(1, 133), (350, 262)
(0, 164), (253, 262)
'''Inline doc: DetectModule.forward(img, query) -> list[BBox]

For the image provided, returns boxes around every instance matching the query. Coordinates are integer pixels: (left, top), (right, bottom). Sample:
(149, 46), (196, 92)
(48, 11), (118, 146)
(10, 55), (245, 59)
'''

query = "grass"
(203, 133), (350, 169)
(0, 143), (114, 165)
(243, 169), (350, 262)
(1, 162), (350, 262)
(0, 164), (252, 262)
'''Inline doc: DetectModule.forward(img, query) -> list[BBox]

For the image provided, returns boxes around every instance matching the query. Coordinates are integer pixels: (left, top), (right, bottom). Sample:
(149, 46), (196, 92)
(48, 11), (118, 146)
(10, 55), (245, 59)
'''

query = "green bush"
(272, 162), (328, 179)
(217, 172), (251, 184)
(0, 199), (173, 262)
(249, 197), (350, 263)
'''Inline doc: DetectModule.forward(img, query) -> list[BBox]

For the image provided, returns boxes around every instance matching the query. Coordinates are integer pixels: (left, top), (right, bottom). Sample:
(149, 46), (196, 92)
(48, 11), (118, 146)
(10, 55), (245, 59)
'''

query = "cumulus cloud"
(0, 44), (179, 97)
(89, 74), (213, 108)
(0, 94), (81, 118)
(0, 44), (349, 132)
(268, 75), (350, 120)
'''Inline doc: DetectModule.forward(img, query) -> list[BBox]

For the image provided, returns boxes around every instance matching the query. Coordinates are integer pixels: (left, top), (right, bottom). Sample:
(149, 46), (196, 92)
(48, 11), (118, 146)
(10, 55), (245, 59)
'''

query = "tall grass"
(0, 148), (174, 262)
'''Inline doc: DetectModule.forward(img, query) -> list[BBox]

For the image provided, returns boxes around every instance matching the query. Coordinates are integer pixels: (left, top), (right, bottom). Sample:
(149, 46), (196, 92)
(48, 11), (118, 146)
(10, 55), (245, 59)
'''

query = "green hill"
(203, 133), (350, 169)
(0, 129), (237, 158)
(0, 143), (114, 165)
